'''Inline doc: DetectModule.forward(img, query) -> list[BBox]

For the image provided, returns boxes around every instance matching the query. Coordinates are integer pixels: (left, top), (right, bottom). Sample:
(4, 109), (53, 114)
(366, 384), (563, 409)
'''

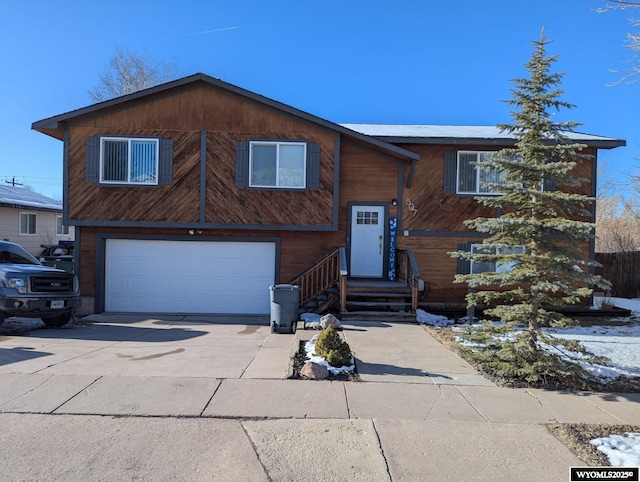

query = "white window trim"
(249, 141), (307, 189)
(56, 215), (69, 235)
(19, 212), (37, 236)
(456, 151), (504, 195)
(99, 137), (159, 185)
(470, 244), (525, 274)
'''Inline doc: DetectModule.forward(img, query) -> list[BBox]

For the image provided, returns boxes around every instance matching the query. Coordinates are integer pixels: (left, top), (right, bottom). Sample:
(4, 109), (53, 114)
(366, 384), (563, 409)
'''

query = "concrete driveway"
(0, 313), (289, 380)
(3, 314), (637, 481)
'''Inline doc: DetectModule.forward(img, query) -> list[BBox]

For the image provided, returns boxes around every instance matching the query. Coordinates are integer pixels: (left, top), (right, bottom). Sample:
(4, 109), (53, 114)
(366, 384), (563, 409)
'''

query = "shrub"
(314, 325), (352, 368)
(458, 323), (608, 389)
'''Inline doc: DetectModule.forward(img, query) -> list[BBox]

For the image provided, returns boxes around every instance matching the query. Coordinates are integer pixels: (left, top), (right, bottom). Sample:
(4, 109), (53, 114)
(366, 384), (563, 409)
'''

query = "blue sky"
(1, 0), (638, 199)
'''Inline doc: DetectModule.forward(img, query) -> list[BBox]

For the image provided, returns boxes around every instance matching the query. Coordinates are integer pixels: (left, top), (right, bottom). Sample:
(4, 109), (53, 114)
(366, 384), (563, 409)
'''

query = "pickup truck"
(39, 241), (74, 273)
(0, 240), (80, 327)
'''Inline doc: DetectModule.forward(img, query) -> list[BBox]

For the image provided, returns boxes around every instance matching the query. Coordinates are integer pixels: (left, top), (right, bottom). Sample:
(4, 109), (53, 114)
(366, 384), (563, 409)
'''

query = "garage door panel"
(105, 239), (276, 314)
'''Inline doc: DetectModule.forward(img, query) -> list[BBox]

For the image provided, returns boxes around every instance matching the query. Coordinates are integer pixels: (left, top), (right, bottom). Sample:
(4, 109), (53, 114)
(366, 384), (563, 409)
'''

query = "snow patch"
(590, 432), (640, 467)
(300, 313), (321, 323)
(416, 309), (455, 326)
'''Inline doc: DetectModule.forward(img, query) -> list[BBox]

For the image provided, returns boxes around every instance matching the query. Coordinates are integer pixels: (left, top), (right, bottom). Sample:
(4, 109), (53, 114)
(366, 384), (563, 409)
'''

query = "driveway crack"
(240, 421), (273, 482)
(454, 386), (489, 422)
(371, 420), (393, 481)
(50, 375), (103, 413)
(0, 373), (55, 409)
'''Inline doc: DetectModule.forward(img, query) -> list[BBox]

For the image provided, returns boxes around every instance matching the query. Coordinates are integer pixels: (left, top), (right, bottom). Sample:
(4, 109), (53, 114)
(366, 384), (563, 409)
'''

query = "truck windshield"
(0, 244), (40, 265)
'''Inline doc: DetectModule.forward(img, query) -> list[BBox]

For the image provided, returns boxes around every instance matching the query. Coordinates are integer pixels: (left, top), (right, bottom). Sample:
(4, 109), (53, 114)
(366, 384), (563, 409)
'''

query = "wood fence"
(595, 252), (640, 298)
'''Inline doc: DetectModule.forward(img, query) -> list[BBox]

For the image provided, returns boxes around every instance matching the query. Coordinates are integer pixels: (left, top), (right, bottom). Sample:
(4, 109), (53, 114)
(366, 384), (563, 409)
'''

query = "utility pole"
(5, 177), (23, 187)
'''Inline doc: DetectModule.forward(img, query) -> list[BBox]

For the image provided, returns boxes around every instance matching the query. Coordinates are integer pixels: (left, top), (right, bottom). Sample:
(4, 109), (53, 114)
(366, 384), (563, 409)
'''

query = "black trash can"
(269, 284), (300, 334)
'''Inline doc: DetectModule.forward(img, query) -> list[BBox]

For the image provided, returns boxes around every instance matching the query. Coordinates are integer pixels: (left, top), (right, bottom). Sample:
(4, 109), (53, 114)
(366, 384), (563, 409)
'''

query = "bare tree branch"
(596, 0), (640, 83)
(596, 0), (640, 12)
(88, 46), (181, 102)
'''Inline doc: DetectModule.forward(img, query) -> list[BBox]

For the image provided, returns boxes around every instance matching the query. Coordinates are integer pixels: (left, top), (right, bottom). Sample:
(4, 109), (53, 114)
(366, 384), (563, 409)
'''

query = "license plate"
(51, 300), (64, 309)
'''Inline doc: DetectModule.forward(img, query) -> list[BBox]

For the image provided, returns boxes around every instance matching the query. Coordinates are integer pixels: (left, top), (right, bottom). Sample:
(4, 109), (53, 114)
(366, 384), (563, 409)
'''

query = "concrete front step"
(346, 301), (412, 311)
(340, 311), (417, 322)
(346, 291), (410, 299)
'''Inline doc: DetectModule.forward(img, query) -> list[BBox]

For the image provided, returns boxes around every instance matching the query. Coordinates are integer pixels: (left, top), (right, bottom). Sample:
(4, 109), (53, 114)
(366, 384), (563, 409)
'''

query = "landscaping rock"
(300, 361), (329, 380)
(320, 314), (341, 330)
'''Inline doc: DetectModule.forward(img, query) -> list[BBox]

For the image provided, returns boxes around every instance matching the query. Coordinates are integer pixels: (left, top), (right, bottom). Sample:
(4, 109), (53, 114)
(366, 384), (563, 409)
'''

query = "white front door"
(350, 205), (385, 278)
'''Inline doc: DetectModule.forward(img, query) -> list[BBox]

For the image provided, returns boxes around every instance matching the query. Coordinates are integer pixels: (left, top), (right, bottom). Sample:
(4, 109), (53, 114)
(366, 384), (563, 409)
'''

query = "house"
(31, 73), (625, 316)
(0, 184), (74, 255)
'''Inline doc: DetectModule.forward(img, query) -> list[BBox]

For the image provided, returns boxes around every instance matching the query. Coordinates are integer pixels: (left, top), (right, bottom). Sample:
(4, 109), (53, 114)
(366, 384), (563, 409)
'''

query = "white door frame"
(348, 202), (388, 279)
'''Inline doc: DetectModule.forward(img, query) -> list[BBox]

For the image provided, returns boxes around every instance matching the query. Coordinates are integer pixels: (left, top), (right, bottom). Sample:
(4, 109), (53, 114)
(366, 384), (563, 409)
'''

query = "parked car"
(0, 240), (80, 327)
(39, 241), (74, 273)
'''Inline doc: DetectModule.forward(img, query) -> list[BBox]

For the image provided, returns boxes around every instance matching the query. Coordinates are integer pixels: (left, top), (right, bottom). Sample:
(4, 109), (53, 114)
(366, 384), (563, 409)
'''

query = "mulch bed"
(290, 340), (360, 381)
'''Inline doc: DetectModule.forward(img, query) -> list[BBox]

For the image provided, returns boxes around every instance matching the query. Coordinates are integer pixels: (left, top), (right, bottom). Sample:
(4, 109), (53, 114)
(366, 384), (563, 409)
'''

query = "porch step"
(346, 300), (412, 310)
(301, 288), (339, 314)
(346, 291), (410, 299)
(340, 311), (417, 323)
(344, 281), (414, 317)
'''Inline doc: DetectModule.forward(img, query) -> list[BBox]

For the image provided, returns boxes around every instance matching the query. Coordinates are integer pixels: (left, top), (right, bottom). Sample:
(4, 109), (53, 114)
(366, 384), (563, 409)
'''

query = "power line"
(5, 177), (23, 186)
(2, 176), (62, 187)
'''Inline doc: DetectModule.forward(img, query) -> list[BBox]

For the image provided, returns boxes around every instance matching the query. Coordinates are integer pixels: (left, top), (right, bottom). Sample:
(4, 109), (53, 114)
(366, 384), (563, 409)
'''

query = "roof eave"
(31, 73), (419, 162)
(368, 136), (627, 149)
(31, 74), (211, 135)
(0, 202), (62, 212)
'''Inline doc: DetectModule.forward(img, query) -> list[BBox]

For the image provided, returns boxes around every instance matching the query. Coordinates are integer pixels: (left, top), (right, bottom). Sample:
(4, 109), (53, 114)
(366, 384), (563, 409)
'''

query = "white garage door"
(105, 239), (276, 314)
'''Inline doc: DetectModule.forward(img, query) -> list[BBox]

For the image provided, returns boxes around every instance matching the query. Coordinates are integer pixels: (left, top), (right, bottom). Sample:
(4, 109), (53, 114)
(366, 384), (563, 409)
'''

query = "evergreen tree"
(451, 30), (610, 385)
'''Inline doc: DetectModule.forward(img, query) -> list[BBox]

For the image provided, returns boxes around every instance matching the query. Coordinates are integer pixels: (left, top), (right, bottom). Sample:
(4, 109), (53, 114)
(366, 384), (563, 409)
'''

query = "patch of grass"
(420, 324), (640, 392)
(547, 423), (640, 466)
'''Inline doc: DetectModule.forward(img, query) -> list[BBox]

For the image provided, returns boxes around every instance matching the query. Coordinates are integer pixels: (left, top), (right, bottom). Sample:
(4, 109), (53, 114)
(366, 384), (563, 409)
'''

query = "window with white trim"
(249, 141), (307, 189)
(100, 137), (159, 185)
(19, 212), (36, 235)
(470, 244), (525, 274)
(356, 210), (379, 225)
(457, 151), (506, 195)
(56, 215), (69, 235)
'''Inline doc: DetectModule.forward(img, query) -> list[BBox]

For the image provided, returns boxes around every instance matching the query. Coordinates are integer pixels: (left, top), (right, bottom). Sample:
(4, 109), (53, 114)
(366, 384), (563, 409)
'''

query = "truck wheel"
(41, 312), (72, 327)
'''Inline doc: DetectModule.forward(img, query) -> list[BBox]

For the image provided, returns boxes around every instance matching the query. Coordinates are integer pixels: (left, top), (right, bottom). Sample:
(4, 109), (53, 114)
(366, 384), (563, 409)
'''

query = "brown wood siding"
(339, 143), (400, 221)
(66, 86), (335, 225)
(393, 145), (596, 304)
(68, 83), (598, 307)
(399, 145), (596, 233)
(73, 86), (327, 133)
(76, 141), (407, 300)
(205, 132), (334, 226)
(397, 235), (475, 304)
(400, 145), (496, 232)
(78, 226), (97, 297)
(564, 148), (595, 197)
(68, 128), (201, 222)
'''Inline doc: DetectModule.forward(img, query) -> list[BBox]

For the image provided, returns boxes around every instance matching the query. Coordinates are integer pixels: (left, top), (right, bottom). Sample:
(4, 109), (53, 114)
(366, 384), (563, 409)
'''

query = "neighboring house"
(0, 185), (74, 255)
(31, 73), (624, 315)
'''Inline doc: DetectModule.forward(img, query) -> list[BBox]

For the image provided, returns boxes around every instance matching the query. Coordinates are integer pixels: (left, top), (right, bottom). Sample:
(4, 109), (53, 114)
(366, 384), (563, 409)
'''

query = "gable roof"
(341, 124), (626, 149)
(31, 73), (419, 163)
(32, 73), (625, 155)
(0, 185), (62, 212)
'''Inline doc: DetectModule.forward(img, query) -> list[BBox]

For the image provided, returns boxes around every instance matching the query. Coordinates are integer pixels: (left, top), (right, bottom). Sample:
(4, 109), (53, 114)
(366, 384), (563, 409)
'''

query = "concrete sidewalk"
(0, 315), (638, 481)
